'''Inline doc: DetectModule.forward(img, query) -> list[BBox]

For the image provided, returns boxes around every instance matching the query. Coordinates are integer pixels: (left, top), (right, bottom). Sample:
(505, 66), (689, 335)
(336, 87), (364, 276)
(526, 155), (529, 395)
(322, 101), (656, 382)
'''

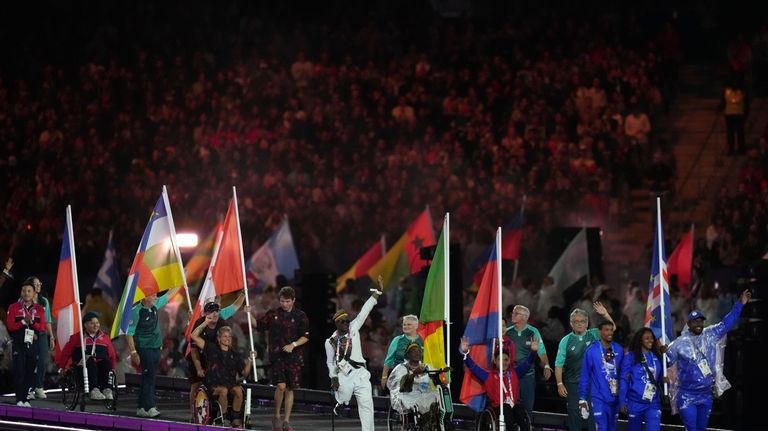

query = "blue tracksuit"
(666, 301), (743, 431)
(579, 341), (623, 431)
(619, 352), (663, 431)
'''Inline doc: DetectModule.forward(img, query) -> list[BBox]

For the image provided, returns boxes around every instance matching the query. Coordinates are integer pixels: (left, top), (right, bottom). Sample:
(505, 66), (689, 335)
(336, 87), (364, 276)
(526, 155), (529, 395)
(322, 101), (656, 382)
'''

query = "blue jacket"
(619, 351), (663, 407)
(666, 301), (743, 393)
(578, 340), (624, 403)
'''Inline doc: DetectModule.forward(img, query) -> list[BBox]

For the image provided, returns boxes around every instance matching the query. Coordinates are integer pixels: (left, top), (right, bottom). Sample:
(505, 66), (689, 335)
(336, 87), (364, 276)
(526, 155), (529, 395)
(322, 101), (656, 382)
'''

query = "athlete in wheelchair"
(190, 314), (256, 428)
(459, 336), (537, 431)
(387, 343), (452, 430)
(55, 311), (118, 411)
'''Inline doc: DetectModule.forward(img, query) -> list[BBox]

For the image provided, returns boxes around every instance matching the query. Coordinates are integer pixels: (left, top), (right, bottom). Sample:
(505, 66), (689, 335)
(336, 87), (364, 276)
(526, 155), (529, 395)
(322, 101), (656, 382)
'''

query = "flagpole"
(496, 227), (506, 431)
(233, 187), (258, 418)
(162, 185), (193, 312)
(67, 206), (89, 395)
(512, 195), (526, 283)
(444, 213), (451, 371)
(656, 197), (669, 395)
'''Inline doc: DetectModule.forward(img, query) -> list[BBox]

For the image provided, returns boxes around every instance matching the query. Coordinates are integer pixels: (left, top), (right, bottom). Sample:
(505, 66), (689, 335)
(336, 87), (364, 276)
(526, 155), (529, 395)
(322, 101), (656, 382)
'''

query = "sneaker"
(26, 389), (35, 400)
(102, 388), (114, 400)
(271, 417), (282, 431)
(136, 408), (149, 417)
(34, 388), (47, 399)
(282, 421), (294, 431)
(23, 402), (32, 407)
(147, 407), (161, 418)
(90, 388), (106, 400)
(16, 401), (29, 407)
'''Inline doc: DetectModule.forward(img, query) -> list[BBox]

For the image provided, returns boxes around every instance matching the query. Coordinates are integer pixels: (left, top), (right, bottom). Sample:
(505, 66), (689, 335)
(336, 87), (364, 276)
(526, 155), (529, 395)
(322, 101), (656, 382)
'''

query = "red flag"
(667, 229), (693, 298)
(185, 199), (246, 344)
(52, 209), (82, 354)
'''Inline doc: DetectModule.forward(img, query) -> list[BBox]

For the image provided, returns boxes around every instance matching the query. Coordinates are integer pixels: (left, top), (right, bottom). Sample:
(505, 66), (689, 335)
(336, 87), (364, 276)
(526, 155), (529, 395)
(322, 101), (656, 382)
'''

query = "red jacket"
(55, 330), (117, 370)
(6, 300), (46, 344)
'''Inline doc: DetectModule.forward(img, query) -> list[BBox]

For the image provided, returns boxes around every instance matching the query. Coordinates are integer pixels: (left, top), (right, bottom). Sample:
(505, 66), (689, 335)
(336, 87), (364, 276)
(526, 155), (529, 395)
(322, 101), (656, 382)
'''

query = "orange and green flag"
(418, 214), (448, 370)
(184, 224), (220, 294)
(366, 208), (434, 290)
(336, 235), (386, 293)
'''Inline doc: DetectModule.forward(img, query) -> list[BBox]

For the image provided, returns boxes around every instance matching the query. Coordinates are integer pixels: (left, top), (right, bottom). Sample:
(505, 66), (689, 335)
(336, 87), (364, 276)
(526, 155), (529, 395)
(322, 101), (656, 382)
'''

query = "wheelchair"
(387, 368), (454, 431)
(192, 382), (251, 427)
(59, 366), (118, 411)
(475, 404), (531, 431)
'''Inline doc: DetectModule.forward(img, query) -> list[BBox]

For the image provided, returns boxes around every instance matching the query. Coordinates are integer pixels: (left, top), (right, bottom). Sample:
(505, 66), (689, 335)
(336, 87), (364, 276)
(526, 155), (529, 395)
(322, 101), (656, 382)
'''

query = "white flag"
(548, 229), (589, 290)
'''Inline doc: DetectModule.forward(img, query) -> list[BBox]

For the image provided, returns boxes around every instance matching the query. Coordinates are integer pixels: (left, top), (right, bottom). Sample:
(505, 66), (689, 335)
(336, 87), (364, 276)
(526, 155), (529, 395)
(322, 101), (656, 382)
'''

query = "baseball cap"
(687, 310), (706, 321)
(203, 302), (221, 314)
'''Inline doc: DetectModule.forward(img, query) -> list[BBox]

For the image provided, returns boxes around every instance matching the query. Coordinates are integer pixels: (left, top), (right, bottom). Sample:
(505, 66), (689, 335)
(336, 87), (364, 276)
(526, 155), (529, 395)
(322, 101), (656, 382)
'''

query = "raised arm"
(190, 317), (212, 350)
(593, 301), (614, 327)
(459, 336), (489, 382)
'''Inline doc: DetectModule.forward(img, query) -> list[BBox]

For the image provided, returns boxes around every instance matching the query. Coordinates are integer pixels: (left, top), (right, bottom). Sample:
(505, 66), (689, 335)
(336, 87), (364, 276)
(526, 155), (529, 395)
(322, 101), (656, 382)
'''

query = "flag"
(185, 225), (220, 294)
(501, 210), (525, 260)
(547, 229), (589, 290)
(366, 208), (434, 290)
(460, 238), (501, 413)
(52, 207), (82, 353)
(111, 192), (186, 338)
(418, 216), (447, 370)
(92, 230), (121, 307)
(667, 228), (693, 298)
(247, 218), (300, 287)
(185, 199), (246, 345)
(644, 216), (675, 344)
(336, 235), (386, 293)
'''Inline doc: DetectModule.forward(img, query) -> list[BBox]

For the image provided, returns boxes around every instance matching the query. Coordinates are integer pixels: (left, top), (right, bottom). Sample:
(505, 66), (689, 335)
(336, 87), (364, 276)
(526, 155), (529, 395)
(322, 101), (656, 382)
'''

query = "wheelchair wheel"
(192, 385), (213, 424)
(103, 370), (118, 411)
(476, 408), (497, 431)
(387, 403), (406, 431)
(60, 369), (80, 411)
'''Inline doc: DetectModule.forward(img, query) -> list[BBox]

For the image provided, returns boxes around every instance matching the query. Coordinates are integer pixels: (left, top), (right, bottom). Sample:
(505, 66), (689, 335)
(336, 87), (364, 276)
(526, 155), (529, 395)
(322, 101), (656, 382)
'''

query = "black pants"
(12, 343), (37, 403)
(74, 356), (111, 389)
(725, 114), (745, 154)
(501, 404), (531, 431)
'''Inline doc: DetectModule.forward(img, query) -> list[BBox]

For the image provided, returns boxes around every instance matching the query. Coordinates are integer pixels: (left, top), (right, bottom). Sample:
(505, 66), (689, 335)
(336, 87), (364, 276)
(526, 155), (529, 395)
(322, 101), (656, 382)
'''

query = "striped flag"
(418, 214), (448, 370)
(111, 189), (186, 338)
(644, 208), (675, 344)
(184, 224), (220, 294)
(336, 235), (386, 293)
(247, 218), (300, 288)
(52, 206), (83, 354)
(92, 230), (121, 307)
(460, 231), (501, 413)
(366, 208), (434, 291)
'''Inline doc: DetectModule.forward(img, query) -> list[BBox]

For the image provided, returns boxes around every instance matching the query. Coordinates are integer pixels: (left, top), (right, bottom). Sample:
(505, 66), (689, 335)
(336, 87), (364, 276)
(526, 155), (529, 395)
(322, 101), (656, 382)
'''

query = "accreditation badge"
(337, 359), (352, 375)
(697, 359), (712, 377)
(24, 329), (34, 344)
(608, 378), (618, 396)
(642, 382), (656, 401)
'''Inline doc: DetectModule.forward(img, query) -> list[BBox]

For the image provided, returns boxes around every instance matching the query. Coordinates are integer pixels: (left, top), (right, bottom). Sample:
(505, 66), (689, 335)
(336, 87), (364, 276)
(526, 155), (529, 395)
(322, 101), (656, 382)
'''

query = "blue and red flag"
(460, 239), (501, 413)
(468, 210), (524, 289)
(644, 215), (675, 344)
(52, 207), (82, 354)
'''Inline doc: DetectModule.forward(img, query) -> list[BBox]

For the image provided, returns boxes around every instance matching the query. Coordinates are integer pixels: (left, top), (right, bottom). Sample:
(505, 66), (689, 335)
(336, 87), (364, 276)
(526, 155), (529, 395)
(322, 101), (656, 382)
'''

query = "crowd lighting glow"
(177, 233), (199, 249)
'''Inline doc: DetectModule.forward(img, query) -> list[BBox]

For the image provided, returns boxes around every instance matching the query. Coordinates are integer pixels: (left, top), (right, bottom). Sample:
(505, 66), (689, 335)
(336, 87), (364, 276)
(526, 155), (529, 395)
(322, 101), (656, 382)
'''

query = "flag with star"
(111, 188), (186, 338)
(644, 205), (675, 344)
(367, 208), (435, 290)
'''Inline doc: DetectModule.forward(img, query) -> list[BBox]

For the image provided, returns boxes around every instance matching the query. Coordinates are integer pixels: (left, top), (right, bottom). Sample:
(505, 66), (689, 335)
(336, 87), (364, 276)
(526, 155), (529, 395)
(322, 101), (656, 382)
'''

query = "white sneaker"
(26, 389), (35, 400)
(90, 388), (106, 400)
(24, 401), (32, 407)
(102, 388), (114, 400)
(136, 408), (149, 417)
(34, 388), (47, 399)
(16, 401), (28, 407)
(147, 407), (161, 418)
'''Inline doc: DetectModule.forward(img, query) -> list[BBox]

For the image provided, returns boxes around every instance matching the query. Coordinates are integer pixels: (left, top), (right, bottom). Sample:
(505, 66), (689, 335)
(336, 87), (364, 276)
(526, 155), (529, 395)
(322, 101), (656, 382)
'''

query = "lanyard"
(599, 343), (617, 381)
(21, 302), (37, 323)
(335, 332), (350, 363)
(501, 371), (515, 404)
(88, 333), (98, 357)
(641, 352), (658, 384)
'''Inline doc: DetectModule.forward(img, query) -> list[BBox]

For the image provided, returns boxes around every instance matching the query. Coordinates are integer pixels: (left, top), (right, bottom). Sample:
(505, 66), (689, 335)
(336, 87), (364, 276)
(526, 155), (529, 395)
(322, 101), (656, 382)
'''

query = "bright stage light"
(177, 233), (199, 248)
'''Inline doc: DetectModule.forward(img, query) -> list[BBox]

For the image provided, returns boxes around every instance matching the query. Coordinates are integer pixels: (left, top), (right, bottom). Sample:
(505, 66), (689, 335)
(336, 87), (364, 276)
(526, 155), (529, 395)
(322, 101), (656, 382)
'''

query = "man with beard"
(665, 289), (751, 431)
